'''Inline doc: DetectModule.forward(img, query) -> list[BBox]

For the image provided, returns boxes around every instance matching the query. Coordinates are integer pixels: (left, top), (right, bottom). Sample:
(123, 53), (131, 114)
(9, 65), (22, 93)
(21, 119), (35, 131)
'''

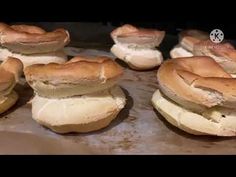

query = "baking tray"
(1, 36), (236, 155)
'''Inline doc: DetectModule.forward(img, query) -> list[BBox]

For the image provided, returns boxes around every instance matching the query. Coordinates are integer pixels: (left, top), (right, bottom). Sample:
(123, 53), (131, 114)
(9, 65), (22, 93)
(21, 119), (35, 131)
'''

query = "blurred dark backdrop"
(9, 22), (236, 45)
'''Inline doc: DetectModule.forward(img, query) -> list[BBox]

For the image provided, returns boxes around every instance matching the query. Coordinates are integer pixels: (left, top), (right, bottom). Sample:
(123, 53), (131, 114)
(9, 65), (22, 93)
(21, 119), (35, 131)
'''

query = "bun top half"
(24, 56), (123, 86)
(0, 23), (70, 54)
(111, 24), (165, 48)
(157, 56), (236, 112)
(179, 29), (209, 52)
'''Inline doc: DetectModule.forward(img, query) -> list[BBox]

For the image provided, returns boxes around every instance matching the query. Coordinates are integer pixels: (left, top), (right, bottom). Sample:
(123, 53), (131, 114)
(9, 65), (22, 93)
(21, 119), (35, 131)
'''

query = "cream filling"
(111, 44), (163, 69)
(32, 86), (126, 126)
(113, 43), (162, 59)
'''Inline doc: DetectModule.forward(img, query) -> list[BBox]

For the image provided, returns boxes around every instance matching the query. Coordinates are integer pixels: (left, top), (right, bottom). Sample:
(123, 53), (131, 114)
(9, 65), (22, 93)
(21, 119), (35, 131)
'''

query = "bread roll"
(152, 56), (236, 136)
(0, 23), (70, 54)
(110, 24), (165, 70)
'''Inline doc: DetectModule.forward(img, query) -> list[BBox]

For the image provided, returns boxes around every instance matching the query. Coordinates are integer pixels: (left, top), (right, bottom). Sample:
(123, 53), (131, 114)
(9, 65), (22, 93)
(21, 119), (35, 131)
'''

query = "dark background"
(9, 22), (236, 46)
(5, 0), (236, 43)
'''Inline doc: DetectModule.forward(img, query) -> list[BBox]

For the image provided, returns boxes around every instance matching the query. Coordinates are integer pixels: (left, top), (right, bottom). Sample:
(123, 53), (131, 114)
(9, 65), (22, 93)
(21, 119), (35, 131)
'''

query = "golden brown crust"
(0, 57), (23, 96)
(24, 56), (123, 85)
(152, 89), (236, 136)
(157, 56), (236, 111)
(111, 24), (165, 48)
(0, 90), (18, 114)
(194, 40), (236, 61)
(193, 40), (236, 73)
(1, 57), (23, 82)
(0, 67), (15, 94)
(179, 29), (209, 41)
(0, 23), (70, 54)
(179, 29), (209, 52)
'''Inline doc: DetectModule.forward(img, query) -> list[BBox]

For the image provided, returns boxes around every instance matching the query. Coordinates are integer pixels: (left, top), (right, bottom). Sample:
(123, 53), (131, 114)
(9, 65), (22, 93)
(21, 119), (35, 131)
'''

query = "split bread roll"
(24, 56), (123, 98)
(170, 29), (209, 58)
(25, 56), (126, 133)
(0, 47), (67, 68)
(152, 56), (236, 136)
(0, 22), (70, 67)
(32, 86), (126, 133)
(0, 57), (23, 114)
(111, 24), (165, 70)
(0, 23), (70, 54)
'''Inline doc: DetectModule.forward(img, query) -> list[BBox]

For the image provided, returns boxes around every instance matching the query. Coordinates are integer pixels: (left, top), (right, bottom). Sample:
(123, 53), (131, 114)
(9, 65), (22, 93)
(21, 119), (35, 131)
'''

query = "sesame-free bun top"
(24, 56), (124, 98)
(0, 23), (70, 54)
(111, 24), (165, 48)
(157, 56), (236, 112)
(193, 40), (236, 73)
(179, 29), (209, 52)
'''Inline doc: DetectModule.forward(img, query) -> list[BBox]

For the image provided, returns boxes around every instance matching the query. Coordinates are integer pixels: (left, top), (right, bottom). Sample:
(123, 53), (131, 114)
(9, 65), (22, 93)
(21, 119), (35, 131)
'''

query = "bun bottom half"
(152, 89), (236, 136)
(0, 47), (67, 68)
(31, 86), (126, 133)
(111, 44), (163, 70)
(170, 45), (193, 58)
(0, 91), (18, 114)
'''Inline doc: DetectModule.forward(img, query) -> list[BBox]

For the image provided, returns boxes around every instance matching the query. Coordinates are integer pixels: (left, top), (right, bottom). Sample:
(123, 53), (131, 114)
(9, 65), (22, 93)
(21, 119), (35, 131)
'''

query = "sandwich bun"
(111, 24), (165, 70)
(0, 23), (70, 54)
(152, 56), (236, 136)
